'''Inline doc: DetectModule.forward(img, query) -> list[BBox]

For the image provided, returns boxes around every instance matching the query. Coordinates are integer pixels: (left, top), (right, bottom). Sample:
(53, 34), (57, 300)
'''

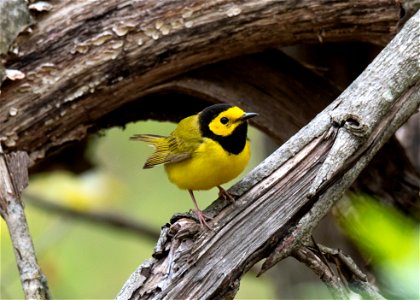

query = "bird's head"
(199, 104), (257, 137)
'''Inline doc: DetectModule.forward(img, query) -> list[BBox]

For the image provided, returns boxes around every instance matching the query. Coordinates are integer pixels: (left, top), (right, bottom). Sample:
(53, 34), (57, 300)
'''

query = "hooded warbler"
(130, 103), (257, 229)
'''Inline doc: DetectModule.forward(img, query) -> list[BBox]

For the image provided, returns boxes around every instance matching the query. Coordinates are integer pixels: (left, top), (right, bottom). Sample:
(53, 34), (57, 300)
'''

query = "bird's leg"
(217, 185), (236, 204)
(188, 190), (212, 230)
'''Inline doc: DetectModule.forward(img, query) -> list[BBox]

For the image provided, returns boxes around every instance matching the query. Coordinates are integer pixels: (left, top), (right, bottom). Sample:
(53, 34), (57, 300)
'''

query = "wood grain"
(1, 0), (402, 162)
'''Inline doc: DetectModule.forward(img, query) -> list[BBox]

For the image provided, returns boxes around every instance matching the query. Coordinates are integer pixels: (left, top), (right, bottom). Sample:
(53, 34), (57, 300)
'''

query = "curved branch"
(1, 0), (402, 161)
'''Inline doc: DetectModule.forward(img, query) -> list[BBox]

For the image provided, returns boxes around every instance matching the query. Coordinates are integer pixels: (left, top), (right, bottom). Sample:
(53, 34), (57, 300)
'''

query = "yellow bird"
(130, 103), (257, 229)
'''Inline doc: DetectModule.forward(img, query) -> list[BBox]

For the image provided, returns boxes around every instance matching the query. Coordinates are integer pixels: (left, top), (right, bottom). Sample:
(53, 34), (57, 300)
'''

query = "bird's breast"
(164, 138), (251, 190)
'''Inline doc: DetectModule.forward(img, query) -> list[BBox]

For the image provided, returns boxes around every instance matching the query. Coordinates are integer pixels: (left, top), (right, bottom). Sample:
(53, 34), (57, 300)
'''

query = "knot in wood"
(330, 113), (369, 138)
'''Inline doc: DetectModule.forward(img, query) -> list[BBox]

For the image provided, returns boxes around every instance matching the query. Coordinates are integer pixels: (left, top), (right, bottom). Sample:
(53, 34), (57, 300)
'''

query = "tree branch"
(1, 0), (403, 160)
(316, 243), (386, 300)
(117, 11), (419, 299)
(25, 193), (159, 240)
(292, 246), (350, 300)
(0, 146), (50, 300)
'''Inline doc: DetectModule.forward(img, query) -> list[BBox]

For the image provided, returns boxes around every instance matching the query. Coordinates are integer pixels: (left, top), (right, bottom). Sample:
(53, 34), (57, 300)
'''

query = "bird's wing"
(130, 134), (173, 168)
(166, 115), (202, 162)
(130, 115), (201, 168)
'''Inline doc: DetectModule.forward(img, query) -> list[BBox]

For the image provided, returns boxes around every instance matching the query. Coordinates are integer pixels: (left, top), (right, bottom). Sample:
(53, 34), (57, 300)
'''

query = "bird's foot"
(217, 186), (236, 204)
(193, 209), (213, 230)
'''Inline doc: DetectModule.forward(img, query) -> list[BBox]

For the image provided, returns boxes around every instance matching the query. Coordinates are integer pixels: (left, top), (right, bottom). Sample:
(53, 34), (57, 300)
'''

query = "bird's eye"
(220, 117), (229, 124)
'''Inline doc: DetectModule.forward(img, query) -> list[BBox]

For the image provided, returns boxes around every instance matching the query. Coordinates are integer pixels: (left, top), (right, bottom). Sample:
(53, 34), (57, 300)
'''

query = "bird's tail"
(130, 134), (164, 144)
(130, 134), (169, 169)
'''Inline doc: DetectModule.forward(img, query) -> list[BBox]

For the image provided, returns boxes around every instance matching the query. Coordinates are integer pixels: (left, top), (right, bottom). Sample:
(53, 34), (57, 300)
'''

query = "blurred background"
(1, 121), (277, 299)
(2, 40), (420, 298)
(1, 119), (418, 299)
(1, 1), (418, 298)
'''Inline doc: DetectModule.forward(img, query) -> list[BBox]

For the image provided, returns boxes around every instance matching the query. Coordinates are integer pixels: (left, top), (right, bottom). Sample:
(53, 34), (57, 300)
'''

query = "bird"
(130, 103), (257, 229)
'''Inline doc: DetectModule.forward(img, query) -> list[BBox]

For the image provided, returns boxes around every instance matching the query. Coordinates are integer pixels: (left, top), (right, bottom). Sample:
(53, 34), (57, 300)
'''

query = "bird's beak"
(239, 112), (258, 121)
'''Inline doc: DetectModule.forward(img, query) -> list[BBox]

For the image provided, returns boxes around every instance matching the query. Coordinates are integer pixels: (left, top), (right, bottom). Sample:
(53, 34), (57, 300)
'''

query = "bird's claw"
(193, 209), (213, 231)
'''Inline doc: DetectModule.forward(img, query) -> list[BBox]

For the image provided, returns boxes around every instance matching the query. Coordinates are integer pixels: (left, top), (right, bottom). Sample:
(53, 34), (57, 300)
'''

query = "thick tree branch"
(117, 11), (419, 299)
(0, 0), (403, 161)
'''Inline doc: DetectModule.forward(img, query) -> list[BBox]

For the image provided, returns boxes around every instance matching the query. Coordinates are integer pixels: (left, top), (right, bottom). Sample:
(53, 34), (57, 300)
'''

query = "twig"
(294, 241), (387, 300)
(25, 193), (160, 240)
(292, 246), (350, 300)
(0, 145), (51, 300)
(294, 241), (386, 300)
(316, 244), (386, 300)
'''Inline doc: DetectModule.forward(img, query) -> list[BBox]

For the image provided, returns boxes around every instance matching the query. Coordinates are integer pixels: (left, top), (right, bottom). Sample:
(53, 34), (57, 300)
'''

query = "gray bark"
(0, 145), (50, 300)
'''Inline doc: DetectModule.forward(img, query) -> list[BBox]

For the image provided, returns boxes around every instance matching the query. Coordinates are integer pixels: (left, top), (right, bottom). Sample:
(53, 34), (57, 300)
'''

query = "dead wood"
(0, 146), (50, 299)
(1, 0), (403, 161)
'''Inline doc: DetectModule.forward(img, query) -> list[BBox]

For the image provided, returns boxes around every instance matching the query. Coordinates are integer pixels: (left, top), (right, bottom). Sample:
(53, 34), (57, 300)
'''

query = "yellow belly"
(164, 138), (251, 190)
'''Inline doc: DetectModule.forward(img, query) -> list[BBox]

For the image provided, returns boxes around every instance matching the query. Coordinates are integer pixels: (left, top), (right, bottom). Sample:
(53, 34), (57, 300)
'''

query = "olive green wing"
(170, 115), (203, 154)
(130, 115), (202, 168)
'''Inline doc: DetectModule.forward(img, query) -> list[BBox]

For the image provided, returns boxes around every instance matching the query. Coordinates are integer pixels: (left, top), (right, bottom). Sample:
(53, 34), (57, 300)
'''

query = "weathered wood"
(114, 50), (338, 144)
(117, 11), (419, 299)
(0, 146), (50, 300)
(0, 0), (32, 80)
(0, 0), (402, 162)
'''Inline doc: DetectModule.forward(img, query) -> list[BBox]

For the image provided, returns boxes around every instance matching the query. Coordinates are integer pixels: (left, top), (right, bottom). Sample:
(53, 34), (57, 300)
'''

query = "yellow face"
(208, 106), (247, 137)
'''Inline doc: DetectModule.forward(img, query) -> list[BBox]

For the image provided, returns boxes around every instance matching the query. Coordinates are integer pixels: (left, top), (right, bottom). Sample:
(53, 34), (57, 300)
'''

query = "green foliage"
(338, 194), (419, 299)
